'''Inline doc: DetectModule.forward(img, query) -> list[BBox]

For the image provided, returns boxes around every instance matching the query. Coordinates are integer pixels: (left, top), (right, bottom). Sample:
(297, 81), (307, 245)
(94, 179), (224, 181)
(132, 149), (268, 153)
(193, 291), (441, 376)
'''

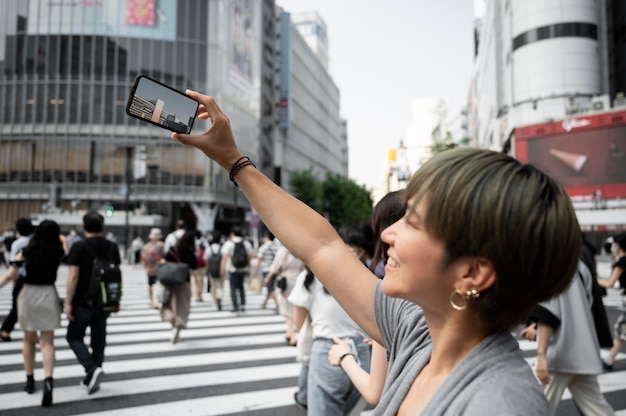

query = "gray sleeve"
(374, 280), (396, 350)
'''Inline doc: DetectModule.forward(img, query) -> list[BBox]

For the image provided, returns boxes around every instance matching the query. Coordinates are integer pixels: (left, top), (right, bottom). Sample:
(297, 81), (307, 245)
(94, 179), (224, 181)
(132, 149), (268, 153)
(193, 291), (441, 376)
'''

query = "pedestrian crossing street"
(0, 264), (625, 415)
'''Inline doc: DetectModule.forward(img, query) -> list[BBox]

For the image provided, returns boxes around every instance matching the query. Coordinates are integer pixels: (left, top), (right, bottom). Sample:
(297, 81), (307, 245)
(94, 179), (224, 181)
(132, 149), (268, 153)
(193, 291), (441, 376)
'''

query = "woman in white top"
(289, 268), (370, 415)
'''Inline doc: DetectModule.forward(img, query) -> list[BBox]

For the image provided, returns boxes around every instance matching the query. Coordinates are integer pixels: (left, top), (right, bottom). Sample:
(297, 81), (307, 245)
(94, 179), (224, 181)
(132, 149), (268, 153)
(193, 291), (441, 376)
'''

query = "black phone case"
(125, 74), (198, 134)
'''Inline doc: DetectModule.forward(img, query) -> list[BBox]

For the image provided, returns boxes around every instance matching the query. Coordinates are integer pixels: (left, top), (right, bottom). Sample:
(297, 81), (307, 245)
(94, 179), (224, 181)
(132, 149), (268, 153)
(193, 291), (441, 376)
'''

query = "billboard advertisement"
(27, 0), (176, 40)
(229, 0), (256, 83)
(514, 110), (626, 200)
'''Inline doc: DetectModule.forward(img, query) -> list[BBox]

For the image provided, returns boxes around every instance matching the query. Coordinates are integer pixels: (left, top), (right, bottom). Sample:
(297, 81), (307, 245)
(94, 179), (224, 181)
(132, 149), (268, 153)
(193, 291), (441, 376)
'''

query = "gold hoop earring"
(450, 290), (467, 311)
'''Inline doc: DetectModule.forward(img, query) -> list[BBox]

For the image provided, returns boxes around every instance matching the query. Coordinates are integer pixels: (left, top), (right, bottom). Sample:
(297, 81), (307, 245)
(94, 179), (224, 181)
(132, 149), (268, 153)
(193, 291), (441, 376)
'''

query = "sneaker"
(87, 367), (103, 394)
(602, 359), (613, 371)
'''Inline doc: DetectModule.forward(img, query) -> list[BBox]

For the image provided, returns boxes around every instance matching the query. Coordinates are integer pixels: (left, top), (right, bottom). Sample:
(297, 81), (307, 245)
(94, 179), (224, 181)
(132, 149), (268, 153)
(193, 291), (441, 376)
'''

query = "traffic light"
(105, 205), (114, 217)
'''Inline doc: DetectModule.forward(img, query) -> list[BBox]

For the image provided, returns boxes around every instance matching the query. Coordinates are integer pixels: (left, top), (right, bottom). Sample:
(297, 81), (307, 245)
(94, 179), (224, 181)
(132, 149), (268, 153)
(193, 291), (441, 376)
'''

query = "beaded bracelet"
(229, 156), (256, 187)
(337, 351), (356, 368)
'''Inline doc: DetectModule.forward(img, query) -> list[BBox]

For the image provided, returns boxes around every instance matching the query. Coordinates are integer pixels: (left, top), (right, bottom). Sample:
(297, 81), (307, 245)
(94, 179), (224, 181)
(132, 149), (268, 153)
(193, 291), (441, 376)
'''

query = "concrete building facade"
(0, 0), (346, 241)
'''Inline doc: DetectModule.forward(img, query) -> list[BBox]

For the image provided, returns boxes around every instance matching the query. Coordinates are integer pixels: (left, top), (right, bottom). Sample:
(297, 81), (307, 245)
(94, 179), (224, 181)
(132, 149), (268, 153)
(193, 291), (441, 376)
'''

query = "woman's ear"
(457, 257), (496, 293)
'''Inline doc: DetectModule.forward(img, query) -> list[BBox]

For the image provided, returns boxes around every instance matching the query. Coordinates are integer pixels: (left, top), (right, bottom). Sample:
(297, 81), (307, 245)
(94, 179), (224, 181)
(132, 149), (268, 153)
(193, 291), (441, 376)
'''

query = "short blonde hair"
(405, 148), (581, 330)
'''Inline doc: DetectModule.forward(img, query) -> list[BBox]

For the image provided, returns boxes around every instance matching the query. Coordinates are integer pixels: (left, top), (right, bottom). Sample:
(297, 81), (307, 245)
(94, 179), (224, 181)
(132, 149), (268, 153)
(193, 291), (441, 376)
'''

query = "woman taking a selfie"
(170, 92), (582, 414)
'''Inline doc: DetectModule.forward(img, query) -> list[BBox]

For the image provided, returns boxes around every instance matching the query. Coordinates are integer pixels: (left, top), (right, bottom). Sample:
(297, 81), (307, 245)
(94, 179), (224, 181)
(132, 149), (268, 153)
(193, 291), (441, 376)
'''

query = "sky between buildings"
(277, 0), (478, 191)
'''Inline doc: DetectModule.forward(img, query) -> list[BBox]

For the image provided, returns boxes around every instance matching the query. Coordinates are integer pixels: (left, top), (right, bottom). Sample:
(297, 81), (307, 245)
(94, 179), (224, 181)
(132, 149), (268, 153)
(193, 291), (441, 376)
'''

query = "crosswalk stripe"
(70, 387), (300, 416)
(0, 364), (301, 411)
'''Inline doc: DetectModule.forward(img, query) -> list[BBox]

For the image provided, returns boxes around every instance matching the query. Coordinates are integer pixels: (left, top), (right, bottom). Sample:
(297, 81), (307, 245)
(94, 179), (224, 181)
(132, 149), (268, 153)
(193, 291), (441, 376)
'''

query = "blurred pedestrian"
(252, 233), (279, 309)
(339, 221), (374, 269)
(66, 228), (82, 251)
(129, 235), (144, 264)
(527, 261), (614, 415)
(266, 245), (305, 344)
(141, 228), (164, 309)
(192, 230), (206, 302)
(221, 226), (253, 313)
(161, 230), (197, 343)
(203, 231), (224, 310)
(17, 220), (67, 407)
(0, 218), (34, 342)
(65, 212), (121, 395)
(598, 233), (626, 370)
(164, 219), (186, 253)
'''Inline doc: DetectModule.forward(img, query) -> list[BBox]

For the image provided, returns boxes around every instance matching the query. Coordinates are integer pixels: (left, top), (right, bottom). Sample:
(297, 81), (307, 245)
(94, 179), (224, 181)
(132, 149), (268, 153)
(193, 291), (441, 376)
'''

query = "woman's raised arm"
(172, 91), (381, 341)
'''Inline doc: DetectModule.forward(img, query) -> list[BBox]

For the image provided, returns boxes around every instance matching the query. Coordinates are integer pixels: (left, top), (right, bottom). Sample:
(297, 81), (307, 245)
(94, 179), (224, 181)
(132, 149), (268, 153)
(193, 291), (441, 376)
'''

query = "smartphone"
(126, 75), (199, 134)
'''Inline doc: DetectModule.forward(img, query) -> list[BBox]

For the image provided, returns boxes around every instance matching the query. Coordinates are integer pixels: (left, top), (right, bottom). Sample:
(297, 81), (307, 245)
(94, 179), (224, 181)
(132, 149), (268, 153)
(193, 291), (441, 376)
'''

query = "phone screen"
(126, 75), (199, 134)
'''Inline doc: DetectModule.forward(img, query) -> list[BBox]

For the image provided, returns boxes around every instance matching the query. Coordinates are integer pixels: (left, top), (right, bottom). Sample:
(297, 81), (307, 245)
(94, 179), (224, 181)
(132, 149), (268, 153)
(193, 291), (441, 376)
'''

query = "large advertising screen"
(514, 111), (626, 200)
(27, 0), (176, 40)
(229, 0), (256, 83)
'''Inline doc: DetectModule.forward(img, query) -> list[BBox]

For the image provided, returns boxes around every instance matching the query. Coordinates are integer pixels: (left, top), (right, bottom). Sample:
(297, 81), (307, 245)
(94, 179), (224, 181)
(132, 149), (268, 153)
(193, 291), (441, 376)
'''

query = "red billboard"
(513, 110), (626, 200)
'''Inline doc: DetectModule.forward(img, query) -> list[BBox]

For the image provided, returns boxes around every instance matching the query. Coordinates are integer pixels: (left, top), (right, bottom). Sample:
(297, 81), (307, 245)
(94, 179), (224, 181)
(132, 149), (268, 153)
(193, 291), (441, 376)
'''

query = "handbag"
(157, 262), (189, 285)
(157, 248), (190, 286)
(276, 276), (287, 291)
(248, 277), (262, 294)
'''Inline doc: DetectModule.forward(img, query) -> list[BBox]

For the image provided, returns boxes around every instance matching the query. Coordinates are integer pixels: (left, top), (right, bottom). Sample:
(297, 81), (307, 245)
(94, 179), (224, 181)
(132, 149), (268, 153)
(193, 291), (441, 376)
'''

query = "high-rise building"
(273, 9), (346, 191)
(0, 0), (346, 239)
(472, 0), (626, 229)
(471, 0), (626, 150)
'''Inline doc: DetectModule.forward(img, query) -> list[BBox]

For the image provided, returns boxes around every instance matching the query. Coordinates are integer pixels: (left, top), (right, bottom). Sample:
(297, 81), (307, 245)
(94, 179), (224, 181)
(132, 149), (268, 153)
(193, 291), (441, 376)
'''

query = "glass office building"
(0, 0), (262, 236)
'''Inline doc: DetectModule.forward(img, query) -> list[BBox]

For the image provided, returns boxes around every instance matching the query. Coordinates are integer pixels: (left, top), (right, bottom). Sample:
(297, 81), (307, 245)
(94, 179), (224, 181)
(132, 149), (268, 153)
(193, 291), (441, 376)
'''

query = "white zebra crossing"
(0, 264), (624, 415)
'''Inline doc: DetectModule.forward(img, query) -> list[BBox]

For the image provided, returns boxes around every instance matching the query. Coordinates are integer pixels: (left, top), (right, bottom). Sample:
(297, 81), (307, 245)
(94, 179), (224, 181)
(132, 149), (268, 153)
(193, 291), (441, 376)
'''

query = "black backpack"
(85, 242), (122, 312)
(206, 245), (222, 277)
(231, 241), (248, 268)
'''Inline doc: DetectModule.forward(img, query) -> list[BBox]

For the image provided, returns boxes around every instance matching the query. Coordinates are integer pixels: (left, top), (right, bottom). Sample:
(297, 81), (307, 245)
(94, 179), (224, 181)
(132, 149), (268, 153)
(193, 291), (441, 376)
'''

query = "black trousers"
(0, 278), (23, 334)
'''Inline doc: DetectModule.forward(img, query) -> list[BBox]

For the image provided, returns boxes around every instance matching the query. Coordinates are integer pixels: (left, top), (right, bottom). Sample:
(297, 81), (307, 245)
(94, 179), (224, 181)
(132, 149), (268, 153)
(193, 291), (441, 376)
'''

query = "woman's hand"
(171, 91), (242, 169)
(535, 355), (551, 385)
(328, 337), (353, 367)
(519, 323), (537, 341)
(65, 303), (74, 321)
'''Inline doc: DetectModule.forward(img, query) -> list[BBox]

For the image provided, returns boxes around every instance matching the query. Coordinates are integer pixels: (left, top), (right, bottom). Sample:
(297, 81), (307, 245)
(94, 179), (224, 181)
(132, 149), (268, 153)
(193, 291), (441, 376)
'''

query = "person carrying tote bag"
(158, 231), (197, 344)
(157, 252), (190, 286)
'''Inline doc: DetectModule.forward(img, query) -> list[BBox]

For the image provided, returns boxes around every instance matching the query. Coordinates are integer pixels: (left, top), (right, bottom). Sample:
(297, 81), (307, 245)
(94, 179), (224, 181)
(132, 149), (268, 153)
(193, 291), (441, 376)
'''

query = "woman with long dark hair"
(17, 220), (67, 407)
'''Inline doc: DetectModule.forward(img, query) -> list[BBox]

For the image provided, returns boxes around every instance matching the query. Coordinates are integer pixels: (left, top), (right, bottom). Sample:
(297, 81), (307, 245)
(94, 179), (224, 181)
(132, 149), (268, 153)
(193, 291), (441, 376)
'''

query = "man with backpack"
(65, 211), (121, 395)
(203, 231), (224, 310)
(221, 226), (253, 313)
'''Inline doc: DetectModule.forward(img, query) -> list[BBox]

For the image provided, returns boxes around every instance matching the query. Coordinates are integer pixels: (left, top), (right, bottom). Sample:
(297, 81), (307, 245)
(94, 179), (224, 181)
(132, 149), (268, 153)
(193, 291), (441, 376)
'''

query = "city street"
(0, 260), (624, 415)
